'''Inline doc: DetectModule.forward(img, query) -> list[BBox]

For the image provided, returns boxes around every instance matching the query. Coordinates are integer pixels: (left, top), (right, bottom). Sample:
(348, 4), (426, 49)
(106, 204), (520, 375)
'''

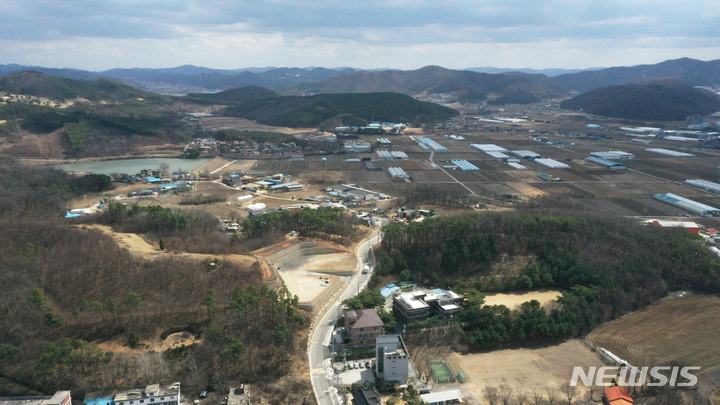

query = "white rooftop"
(420, 389), (464, 403)
(397, 292), (430, 310)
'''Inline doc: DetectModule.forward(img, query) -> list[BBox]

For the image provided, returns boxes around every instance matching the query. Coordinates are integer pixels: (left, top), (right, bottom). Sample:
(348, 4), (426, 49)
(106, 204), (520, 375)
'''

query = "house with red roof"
(603, 386), (634, 405)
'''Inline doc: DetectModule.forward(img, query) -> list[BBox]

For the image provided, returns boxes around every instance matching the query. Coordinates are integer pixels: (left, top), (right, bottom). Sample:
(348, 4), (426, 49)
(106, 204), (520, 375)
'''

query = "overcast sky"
(1, 0), (718, 71)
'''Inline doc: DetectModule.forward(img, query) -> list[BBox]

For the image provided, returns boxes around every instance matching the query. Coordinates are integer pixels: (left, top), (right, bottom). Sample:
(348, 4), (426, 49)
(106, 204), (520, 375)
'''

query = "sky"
(1, 0), (719, 72)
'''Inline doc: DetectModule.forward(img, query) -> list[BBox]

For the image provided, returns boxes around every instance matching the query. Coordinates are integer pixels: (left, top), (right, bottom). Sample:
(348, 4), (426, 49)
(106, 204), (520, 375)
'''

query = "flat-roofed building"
(1, 392), (72, 405)
(114, 383), (180, 405)
(393, 292), (430, 324)
(375, 335), (410, 383)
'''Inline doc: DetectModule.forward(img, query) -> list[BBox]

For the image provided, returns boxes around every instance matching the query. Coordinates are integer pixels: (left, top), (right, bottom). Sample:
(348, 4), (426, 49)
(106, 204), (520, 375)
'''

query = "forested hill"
(222, 92), (458, 127)
(374, 214), (720, 347)
(182, 86), (279, 104)
(560, 80), (720, 121)
(0, 71), (170, 103)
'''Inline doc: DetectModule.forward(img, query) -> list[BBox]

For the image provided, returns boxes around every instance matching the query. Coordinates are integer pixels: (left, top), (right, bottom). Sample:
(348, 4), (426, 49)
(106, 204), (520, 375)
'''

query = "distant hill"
(222, 92), (458, 127)
(182, 86), (279, 104)
(465, 66), (597, 77)
(283, 66), (566, 102)
(0, 71), (169, 103)
(555, 58), (720, 93)
(559, 80), (720, 121)
(102, 66), (355, 92)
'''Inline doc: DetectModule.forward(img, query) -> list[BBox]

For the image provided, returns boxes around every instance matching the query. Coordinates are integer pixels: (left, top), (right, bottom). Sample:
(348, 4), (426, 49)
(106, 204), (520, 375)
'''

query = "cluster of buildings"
(222, 172), (303, 192)
(392, 290), (463, 325)
(185, 137), (306, 158)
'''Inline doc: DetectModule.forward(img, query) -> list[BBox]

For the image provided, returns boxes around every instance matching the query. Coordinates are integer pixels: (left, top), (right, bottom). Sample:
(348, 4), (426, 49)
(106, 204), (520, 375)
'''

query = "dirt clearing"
(483, 290), (562, 309)
(447, 340), (604, 397)
(587, 292), (720, 369)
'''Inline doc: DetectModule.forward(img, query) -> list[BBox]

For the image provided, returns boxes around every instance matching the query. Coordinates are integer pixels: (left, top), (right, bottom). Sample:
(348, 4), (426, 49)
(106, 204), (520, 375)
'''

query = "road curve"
(308, 229), (382, 405)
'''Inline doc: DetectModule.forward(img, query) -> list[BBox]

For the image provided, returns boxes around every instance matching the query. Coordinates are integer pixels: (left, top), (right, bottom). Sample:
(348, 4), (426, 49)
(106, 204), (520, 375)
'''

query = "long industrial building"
(654, 193), (720, 216)
(534, 158), (570, 169)
(585, 156), (627, 169)
(486, 151), (510, 159)
(645, 148), (695, 158)
(590, 151), (634, 160)
(471, 144), (507, 152)
(685, 179), (720, 194)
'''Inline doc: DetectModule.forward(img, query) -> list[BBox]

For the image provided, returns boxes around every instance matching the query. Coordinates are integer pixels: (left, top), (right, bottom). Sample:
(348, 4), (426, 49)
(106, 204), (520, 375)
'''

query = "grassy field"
(587, 292), (720, 369)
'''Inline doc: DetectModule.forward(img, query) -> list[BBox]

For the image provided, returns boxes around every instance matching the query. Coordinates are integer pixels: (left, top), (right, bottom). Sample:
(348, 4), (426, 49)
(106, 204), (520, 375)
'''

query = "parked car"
(200, 391), (207, 399)
(348, 363), (353, 369)
(359, 362), (364, 368)
(365, 361), (371, 368)
(354, 362), (359, 369)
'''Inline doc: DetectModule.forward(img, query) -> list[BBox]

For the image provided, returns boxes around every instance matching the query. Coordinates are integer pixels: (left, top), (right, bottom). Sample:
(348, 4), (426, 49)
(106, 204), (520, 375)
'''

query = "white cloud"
(0, 0), (717, 69)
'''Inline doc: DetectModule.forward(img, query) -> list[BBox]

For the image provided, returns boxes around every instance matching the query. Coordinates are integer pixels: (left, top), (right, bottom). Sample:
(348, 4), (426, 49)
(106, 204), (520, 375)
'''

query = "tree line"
(374, 213), (720, 348)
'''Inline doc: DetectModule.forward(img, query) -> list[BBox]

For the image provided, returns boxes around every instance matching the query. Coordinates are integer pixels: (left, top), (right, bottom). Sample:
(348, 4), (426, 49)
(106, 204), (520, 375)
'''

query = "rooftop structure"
(420, 389), (465, 405)
(685, 179), (720, 194)
(450, 159), (480, 171)
(375, 335), (410, 383)
(485, 151), (510, 159)
(114, 383), (180, 405)
(2, 392), (72, 405)
(507, 162), (526, 170)
(534, 158), (570, 169)
(602, 386), (634, 405)
(470, 144), (507, 152)
(344, 308), (384, 346)
(511, 150), (541, 159)
(645, 148), (695, 158)
(343, 141), (373, 153)
(417, 138), (449, 152)
(376, 150), (409, 159)
(585, 156), (627, 169)
(352, 388), (382, 405)
(654, 193), (720, 217)
(388, 167), (410, 180)
(651, 220), (701, 233)
(590, 151), (634, 160)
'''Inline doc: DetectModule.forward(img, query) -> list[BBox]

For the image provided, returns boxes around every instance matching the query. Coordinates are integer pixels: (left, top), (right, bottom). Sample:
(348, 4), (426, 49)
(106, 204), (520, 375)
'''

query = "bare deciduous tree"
(545, 386), (559, 405)
(499, 384), (514, 405)
(483, 386), (499, 405)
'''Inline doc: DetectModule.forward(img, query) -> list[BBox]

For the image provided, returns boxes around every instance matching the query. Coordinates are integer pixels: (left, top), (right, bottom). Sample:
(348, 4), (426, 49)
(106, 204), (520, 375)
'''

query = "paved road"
(309, 229), (383, 405)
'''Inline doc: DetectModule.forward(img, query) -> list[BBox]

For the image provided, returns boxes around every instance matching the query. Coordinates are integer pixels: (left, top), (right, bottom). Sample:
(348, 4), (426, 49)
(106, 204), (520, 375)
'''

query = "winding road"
(308, 228), (383, 405)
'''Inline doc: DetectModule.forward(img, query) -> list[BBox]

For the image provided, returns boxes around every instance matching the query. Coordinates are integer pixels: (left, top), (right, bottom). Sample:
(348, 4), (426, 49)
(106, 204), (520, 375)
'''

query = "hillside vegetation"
(560, 80), (720, 121)
(0, 72), (170, 103)
(0, 160), (312, 402)
(374, 213), (720, 348)
(182, 86), (279, 104)
(222, 92), (458, 127)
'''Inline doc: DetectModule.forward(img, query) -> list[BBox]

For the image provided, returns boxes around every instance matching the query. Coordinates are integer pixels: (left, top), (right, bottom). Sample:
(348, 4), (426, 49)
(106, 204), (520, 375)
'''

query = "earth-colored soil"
(446, 340), (604, 399)
(483, 290), (562, 309)
(197, 117), (313, 134)
(97, 331), (202, 355)
(587, 292), (720, 369)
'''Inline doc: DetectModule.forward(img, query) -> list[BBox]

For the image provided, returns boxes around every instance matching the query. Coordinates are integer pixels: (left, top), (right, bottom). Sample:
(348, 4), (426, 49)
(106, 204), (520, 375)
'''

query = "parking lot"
(334, 359), (376, 385)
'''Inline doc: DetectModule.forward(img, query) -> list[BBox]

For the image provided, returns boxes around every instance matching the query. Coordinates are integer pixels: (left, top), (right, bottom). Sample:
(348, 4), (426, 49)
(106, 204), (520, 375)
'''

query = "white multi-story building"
(375, 335), (410, 383)
(113, 383), (181, 405)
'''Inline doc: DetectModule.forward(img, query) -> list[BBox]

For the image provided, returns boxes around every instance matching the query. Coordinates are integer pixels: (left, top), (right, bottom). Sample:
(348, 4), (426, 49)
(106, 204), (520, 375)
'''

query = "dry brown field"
(587, 293), (720, 370)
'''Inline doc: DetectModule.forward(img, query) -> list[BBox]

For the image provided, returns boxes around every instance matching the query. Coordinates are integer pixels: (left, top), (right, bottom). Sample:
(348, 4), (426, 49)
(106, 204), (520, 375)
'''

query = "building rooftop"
(345, 308), (384, 330)
(419, 389), (464, 404)
(114, 383), (180, 402)
(396, 292), (430, 310)
(604, 386), (634, 405)
(1, 393), (71, 405)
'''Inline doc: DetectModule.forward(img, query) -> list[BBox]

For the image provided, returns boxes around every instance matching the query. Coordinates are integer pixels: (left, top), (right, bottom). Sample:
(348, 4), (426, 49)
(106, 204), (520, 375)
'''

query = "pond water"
(58, 158), (212, 175)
